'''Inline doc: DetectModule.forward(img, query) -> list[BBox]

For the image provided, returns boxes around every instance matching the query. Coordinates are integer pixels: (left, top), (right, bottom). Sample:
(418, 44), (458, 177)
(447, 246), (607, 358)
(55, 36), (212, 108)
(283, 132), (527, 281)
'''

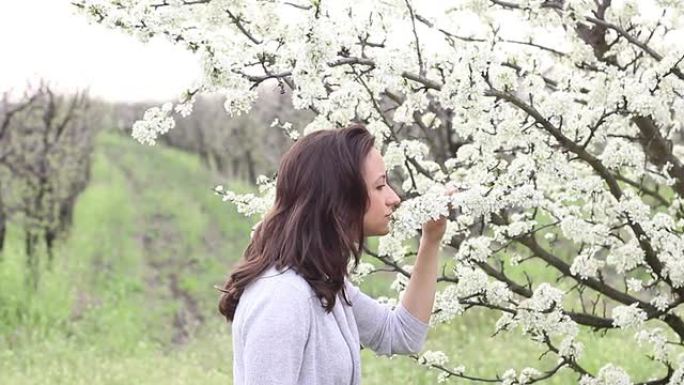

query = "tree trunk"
(0, 194), (6, 256)
(245, 150), (256, 185)
(25, 229), (39, 290)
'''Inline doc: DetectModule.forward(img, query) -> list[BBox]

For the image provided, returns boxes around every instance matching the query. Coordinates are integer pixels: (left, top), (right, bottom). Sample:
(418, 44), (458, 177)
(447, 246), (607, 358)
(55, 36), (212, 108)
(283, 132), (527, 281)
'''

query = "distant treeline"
(113, 88), (315, 184)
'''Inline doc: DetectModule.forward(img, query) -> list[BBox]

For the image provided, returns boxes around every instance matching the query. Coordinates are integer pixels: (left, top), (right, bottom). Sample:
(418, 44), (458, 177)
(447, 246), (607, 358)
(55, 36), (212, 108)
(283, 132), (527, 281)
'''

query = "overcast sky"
(0, 1), (200, 103)
(2, 1), (680, 103)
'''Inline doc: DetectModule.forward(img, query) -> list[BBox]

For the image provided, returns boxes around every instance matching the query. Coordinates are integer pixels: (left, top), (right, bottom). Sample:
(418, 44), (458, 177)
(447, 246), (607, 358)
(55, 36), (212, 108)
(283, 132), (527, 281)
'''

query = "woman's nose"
(387, 187), (401, 207)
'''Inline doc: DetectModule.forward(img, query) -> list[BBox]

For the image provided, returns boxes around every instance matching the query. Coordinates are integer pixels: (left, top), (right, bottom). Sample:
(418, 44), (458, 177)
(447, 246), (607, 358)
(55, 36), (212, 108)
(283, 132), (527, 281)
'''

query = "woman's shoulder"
(233, 265), (316, 336)
(242, 265), (315, 302)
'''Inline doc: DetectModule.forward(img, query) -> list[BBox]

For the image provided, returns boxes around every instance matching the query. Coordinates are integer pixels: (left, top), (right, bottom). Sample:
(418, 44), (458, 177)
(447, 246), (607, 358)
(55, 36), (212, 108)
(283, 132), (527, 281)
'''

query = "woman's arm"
(400, 232), (442, 324)
(346, 220), (447, 356)
(346, 280), (429, 355)
(348, 188), (455, 355)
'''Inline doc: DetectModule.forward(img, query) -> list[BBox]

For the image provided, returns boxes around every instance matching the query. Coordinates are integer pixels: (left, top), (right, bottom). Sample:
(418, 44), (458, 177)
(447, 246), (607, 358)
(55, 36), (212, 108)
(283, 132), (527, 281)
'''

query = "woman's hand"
(421, 187), (459, 244)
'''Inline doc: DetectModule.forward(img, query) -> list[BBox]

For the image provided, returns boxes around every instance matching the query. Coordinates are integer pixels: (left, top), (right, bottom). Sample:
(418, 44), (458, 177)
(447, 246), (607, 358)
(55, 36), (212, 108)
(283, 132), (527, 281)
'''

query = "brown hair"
(218, 124), (375, 322)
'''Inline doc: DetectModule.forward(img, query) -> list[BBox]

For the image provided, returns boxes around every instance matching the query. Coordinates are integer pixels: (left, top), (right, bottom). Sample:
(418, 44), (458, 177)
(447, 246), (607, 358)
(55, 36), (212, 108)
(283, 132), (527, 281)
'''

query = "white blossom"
(454, 236), (492, 263)
(377, 234), (409, 261)
(612, 303), (647, 329)
(518, 367), (542, 384)
(390, 266), (412, 294)
(348, 262), (375, 284)
(635, 327), (670, 363)
(558, 335), (584, 360)
(383, 142), (406, 170)
(626, 278), (643, 293)
(485, 281), (512, 307)
(390, 187), (455, 241)
(524, 283), (565, 312)
(669, 368), (684, 385)
(560, 216), (610, 245)
(570, 249), (605, 280)
(131, 103), (175, 145)
(455, 264), (489, 297)
(432, 285), (464, 325)
(418, 350), (449, 366)
(599, 139), (645, 174)
(606, 241), (645, 274)
(437, 365), (465, 383)
(271, 118), (301, 141)
(579, 364), (632, 385)
(174, 100), (194, 117)
(213, 188), (274, 218)
(650, 293), (672, 312)
(501, 369), (518, 385)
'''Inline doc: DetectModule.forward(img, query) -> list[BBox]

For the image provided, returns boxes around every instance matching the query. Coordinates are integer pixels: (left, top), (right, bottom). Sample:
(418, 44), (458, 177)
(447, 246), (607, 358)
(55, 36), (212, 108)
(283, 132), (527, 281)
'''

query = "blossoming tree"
(76, 0), (684, 383)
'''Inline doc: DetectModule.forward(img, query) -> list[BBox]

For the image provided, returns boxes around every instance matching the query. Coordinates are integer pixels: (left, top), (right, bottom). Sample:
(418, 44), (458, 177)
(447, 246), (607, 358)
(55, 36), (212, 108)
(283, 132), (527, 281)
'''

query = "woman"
(218, 124), (452, 385)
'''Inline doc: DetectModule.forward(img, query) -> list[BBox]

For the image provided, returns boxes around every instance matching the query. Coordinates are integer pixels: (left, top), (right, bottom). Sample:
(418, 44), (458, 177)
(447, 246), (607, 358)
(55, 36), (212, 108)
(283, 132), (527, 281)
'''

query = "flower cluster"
(131, 103), (175, 145)
(612, 303), (647, 329)
(348, 262), (375, 284)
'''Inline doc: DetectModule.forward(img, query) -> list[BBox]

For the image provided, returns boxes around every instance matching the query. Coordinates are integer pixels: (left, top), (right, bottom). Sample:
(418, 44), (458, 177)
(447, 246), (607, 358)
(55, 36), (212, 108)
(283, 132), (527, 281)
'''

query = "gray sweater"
(231, 265), (429, 385)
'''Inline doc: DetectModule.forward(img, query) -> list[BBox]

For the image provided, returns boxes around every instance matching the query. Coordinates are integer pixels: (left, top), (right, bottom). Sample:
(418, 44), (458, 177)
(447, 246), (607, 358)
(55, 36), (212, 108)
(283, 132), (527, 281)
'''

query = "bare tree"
(1, 83), (97, 288)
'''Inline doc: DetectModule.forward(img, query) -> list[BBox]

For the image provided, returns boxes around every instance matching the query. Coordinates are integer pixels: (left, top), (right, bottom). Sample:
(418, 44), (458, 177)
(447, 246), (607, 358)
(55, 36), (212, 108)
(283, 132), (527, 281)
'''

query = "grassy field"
(0, 131), (670, 384)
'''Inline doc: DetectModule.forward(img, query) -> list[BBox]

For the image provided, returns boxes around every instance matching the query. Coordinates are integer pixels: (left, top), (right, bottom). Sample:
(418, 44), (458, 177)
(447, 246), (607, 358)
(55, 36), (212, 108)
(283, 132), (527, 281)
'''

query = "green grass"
(0, 130), (672, 384)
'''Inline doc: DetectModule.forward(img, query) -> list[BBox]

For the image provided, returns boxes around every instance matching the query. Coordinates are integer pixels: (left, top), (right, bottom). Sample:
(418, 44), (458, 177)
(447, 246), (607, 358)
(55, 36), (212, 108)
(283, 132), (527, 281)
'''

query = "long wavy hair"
(218, 124), (375, 322)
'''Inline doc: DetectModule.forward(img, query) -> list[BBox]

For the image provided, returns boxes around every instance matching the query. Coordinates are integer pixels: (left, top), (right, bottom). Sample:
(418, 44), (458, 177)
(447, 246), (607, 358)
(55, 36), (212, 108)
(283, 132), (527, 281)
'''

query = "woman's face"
(362, 147), (401, 236)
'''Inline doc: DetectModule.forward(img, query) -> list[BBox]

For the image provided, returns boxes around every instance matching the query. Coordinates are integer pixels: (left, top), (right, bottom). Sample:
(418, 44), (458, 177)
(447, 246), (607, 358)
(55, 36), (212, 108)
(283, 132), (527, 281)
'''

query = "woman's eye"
(376, 185), (385, 190)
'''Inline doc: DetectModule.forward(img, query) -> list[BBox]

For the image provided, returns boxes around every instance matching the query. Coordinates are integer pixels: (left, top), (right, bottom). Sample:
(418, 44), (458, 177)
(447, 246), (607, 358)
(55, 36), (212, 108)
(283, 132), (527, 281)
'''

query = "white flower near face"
(390, 188), (452, 241)
(366, 120), (391, 146)
(213, 189), (274, 218)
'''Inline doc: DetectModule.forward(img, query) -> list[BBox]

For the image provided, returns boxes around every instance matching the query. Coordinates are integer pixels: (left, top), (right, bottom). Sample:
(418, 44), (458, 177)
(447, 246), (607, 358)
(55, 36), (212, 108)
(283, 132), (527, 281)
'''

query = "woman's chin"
(364, 228), (387, 237)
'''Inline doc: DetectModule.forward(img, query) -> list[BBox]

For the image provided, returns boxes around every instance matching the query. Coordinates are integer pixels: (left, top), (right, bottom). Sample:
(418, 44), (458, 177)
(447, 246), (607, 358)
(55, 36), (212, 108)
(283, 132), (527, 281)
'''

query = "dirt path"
(103, 148), (205, 346)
